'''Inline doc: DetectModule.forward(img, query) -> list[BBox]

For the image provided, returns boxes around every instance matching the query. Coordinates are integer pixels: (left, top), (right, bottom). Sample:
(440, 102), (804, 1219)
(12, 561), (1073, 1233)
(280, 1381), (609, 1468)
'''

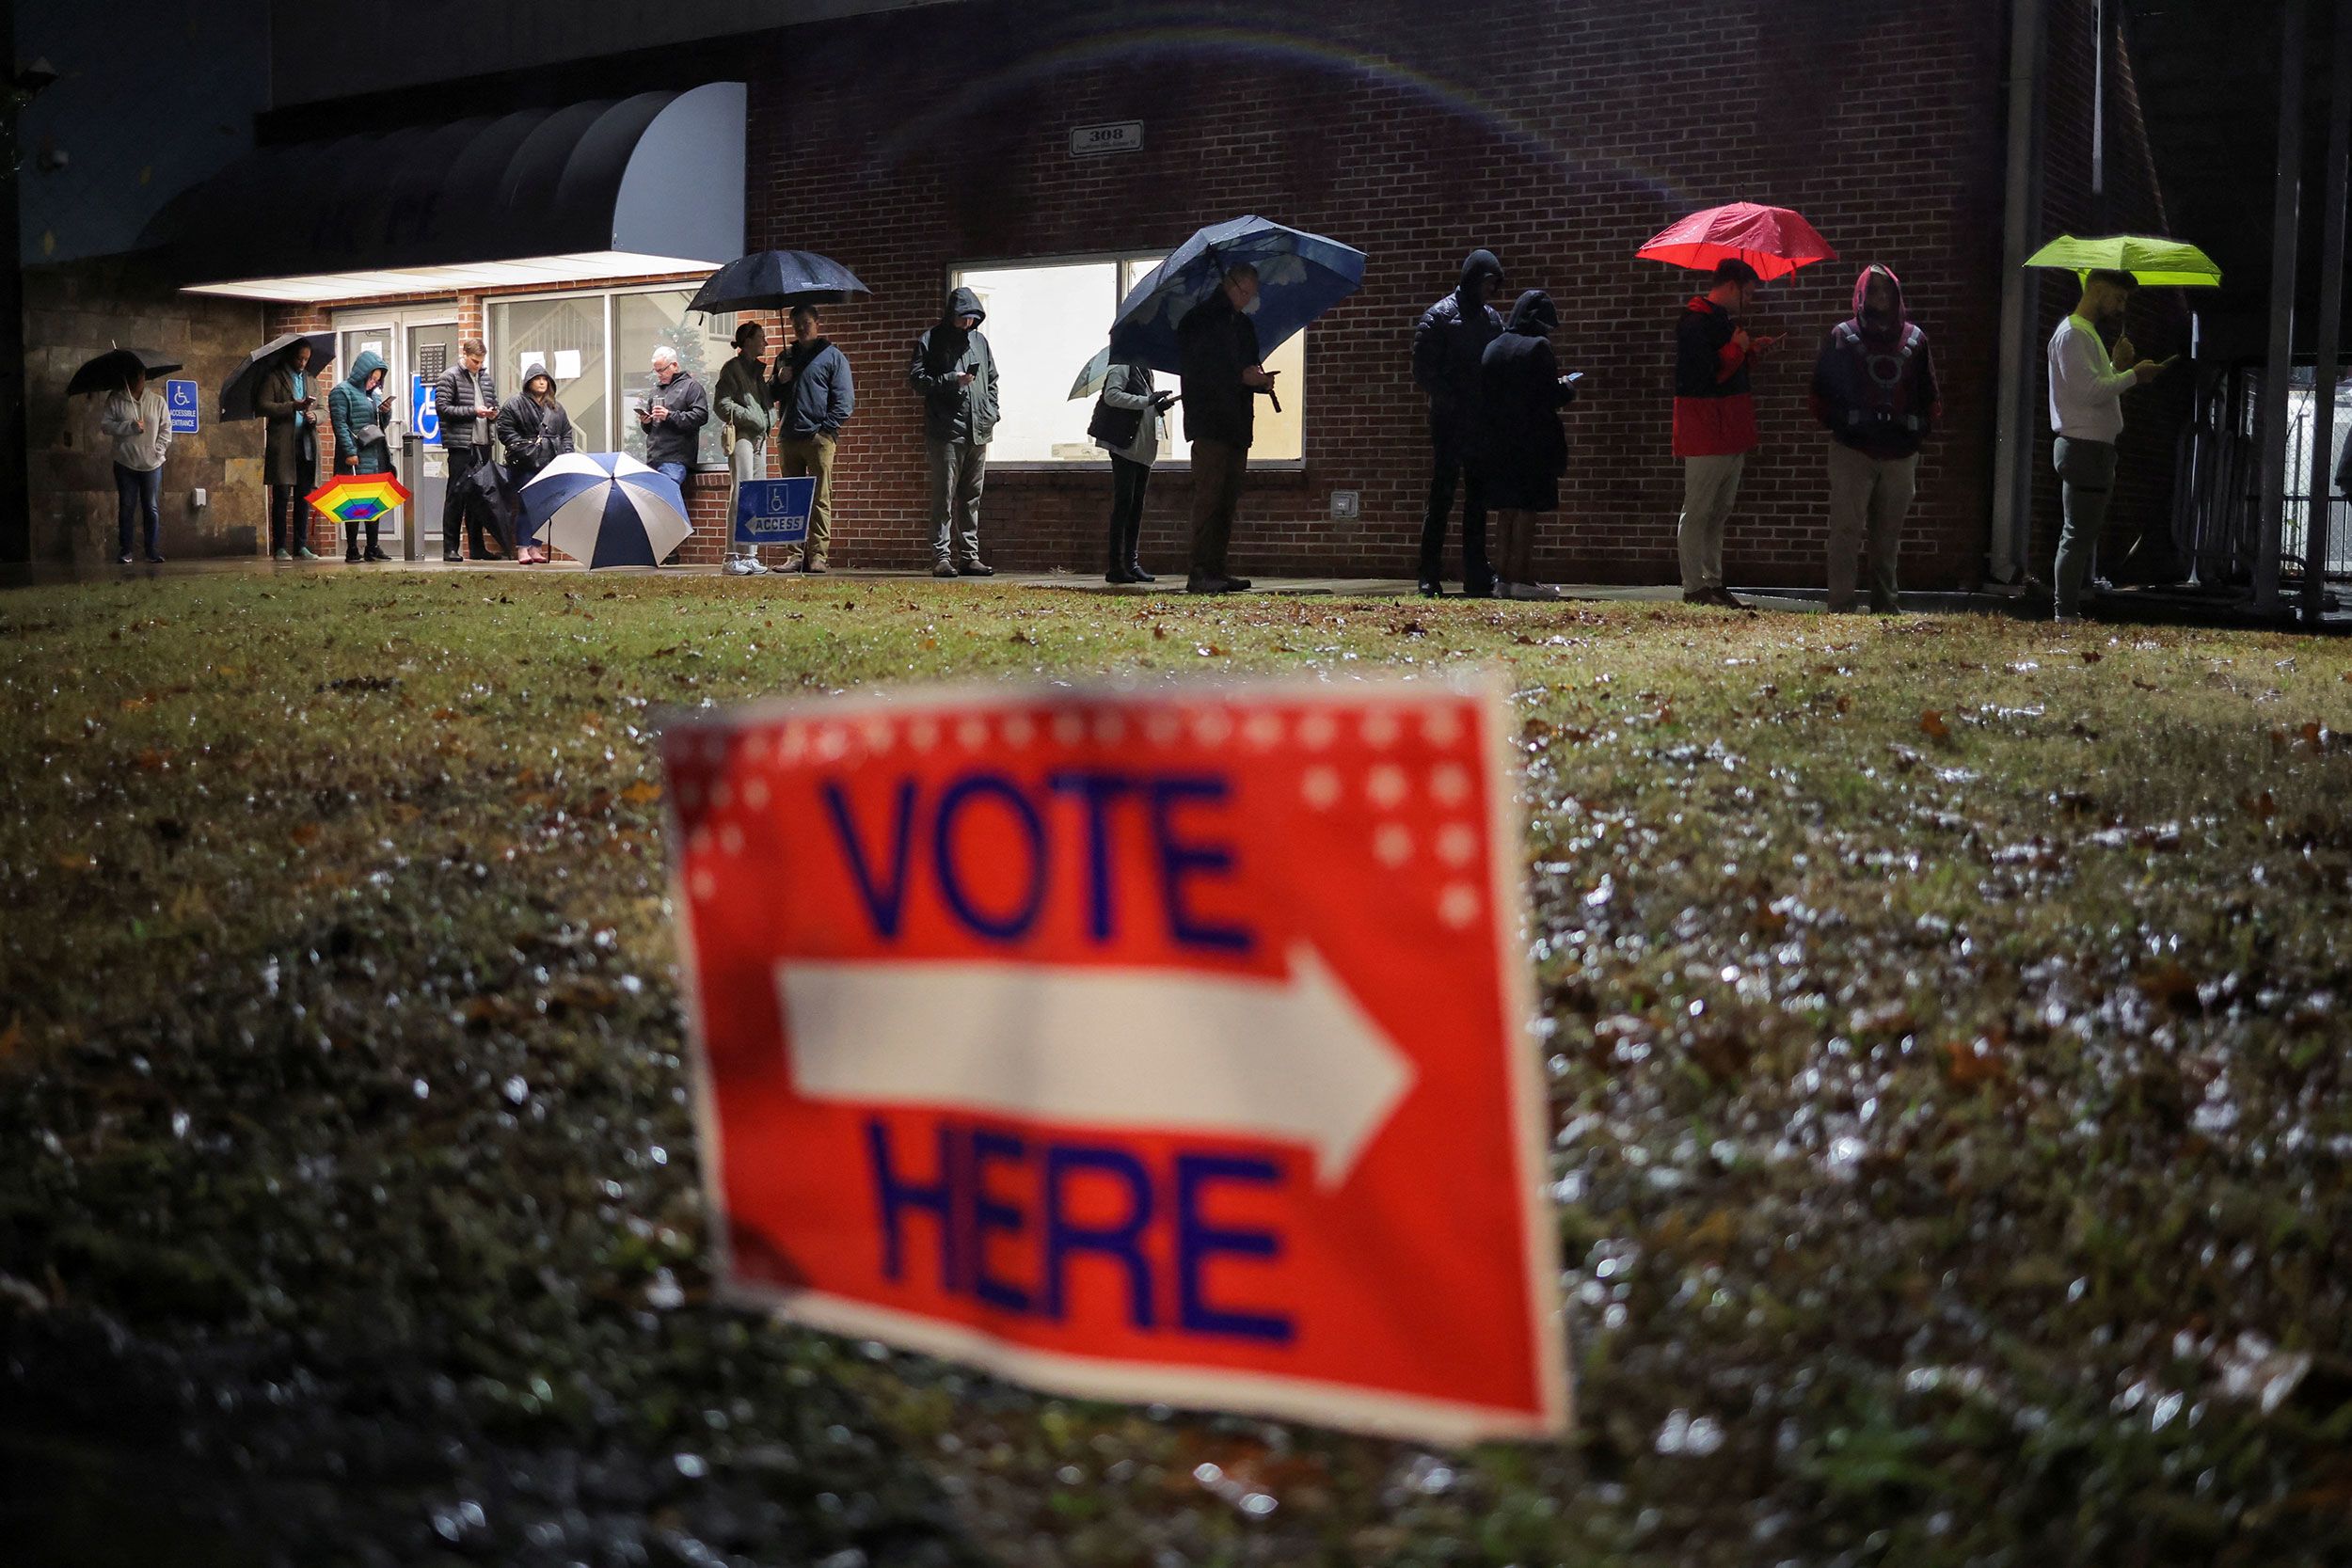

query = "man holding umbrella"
(1178, 263), (1278, 594)
(2047, 269), (2167, 621)
(1673, 259), (1777, 607)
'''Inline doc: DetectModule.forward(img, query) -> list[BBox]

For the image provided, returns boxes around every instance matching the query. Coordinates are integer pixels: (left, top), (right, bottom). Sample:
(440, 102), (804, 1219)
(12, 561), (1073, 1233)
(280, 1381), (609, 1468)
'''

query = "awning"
(144, 84), (745, 304)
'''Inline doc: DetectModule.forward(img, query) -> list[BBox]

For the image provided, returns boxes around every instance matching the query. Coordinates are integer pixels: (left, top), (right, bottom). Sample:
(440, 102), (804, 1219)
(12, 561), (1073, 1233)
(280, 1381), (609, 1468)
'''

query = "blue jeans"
(115, 463), (161, 558)
(656, 461), (689, 490)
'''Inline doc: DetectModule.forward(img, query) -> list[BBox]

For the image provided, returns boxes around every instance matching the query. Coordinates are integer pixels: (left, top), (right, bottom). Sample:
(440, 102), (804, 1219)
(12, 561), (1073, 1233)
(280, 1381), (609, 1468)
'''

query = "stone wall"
(25, 258), (266, 563)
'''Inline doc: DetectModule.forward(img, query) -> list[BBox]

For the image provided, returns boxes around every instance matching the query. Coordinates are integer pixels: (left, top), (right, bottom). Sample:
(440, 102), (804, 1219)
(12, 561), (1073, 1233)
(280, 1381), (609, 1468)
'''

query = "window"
(949, 255), (1307, 466)
(486, 286), (735, 467)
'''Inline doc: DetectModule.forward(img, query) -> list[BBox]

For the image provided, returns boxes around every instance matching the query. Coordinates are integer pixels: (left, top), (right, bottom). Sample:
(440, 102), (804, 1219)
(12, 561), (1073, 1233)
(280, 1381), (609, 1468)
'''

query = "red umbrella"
(1636, 202), (1837, 282)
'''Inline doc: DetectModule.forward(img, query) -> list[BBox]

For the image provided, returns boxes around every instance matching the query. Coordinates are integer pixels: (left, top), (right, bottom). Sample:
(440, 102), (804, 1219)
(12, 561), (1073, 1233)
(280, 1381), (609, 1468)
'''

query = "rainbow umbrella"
(306, 472), (413, 527)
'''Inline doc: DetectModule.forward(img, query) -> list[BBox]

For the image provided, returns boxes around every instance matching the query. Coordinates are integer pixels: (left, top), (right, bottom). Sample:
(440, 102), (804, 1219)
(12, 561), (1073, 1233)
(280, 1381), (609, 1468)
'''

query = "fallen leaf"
(289, 821), (323, 847)
(1919, 709), (1950, 740)
(1942, 1037), (2008, 1089)
(2082, 650), (2104, 664)
(621, 781), (663, 806)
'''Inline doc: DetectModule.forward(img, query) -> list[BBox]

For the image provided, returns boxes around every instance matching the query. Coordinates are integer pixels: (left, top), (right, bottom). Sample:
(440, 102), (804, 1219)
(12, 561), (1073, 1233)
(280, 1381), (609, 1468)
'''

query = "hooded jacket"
(777, 334), (856, 440)
(1412, 249), (1507, 431)
(328, 350), (394, 475)
(495, 363), (576, 477)
(1672, 294), (1759, 459)
(1810, 263), (1941, 459)
(908, 286), (999, 443)
(1177, 284), (1265, 450)
(100, 385), (171, 472)
(1478, 291), (1579, 506)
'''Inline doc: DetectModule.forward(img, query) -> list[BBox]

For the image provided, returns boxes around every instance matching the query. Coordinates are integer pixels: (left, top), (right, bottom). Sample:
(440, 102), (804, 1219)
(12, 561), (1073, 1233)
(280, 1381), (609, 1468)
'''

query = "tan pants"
(776, 434), (837, 562)
(1677, 452), (1745, 593)
(1824, 443), (1917, 611)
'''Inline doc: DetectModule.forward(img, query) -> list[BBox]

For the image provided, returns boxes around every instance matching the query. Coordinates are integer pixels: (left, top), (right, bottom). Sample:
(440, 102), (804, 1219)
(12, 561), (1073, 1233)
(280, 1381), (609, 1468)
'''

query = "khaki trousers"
(1824, 443), (1917, 611)
(776, 434), (837, 562)
(1677, 452), (1746, 593)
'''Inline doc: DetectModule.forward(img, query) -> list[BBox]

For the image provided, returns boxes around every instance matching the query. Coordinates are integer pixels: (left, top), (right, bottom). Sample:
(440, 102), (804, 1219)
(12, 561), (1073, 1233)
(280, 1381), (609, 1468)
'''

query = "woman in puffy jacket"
(496, 360), (576, 563)
(326, 349), (396, 562)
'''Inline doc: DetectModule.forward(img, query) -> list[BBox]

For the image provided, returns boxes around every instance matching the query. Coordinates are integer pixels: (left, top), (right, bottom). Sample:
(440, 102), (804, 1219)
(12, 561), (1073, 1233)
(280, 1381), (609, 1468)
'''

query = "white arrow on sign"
(775, 945), (1415, 1186)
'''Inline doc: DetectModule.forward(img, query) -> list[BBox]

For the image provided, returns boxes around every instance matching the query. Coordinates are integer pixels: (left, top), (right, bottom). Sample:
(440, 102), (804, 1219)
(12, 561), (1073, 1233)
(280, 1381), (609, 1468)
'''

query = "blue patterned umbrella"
(1106, 215), (1366, 374)
(519, 452), (691, 568)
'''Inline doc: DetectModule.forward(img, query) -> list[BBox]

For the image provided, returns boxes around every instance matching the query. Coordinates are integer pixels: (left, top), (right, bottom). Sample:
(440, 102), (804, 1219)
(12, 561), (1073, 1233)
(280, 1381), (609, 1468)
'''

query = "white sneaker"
(723, 556), (761, 577)
(1506, 581), (1562, 601)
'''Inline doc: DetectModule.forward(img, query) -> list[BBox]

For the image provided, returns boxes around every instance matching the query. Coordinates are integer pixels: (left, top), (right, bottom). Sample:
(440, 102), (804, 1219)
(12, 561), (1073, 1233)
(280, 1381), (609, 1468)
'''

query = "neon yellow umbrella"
(2023, 234), (2222, 287)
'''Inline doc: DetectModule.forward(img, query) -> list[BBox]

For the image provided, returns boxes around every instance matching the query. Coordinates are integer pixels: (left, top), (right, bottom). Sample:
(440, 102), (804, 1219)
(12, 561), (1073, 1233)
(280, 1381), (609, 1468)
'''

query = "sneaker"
(117, 552), (134, 565)
(146, 552), (165, 564)
(273, 548), (293, 562)
(443, 550), (463, 562)
(932, 562), (959, 578)
(346, 548), (363, 563)
(956, 562), (995, 578)
(723, 556), (760, 577)
(1418, 578), (1444, 597)
(364, 546), (389, 562)
(294, 546), (319, 561)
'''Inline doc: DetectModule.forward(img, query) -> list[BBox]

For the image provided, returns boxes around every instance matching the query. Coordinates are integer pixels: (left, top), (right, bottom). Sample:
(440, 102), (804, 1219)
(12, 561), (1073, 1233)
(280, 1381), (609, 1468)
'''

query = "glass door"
(405, 319), (458, 559)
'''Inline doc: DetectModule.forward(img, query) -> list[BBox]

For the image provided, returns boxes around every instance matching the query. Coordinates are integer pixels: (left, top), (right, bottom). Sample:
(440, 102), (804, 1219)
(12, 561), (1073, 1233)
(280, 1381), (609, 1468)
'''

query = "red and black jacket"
(1671, 297), (1758, 459)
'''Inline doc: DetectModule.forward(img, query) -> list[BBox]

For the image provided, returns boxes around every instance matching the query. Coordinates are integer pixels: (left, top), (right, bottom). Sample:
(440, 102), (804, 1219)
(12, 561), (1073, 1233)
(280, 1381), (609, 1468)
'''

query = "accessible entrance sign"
(732, 475), (816, 548)
(661, 678), (1565, 1444)
(165, 379), (199, 436)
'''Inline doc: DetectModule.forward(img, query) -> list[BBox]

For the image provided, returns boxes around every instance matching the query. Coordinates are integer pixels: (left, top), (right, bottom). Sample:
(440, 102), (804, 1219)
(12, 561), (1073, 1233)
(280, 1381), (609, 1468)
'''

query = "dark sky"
(15, 2), (269, 265)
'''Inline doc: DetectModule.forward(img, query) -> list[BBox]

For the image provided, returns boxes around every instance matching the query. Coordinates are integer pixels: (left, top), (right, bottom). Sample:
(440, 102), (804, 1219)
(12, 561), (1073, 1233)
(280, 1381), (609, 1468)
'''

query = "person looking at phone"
(1177, 261), (1275, 594)
(908, 286), (1000, 577)
(1673, 258), (1777, 607)
(1810, 263), (1941, 612)
(638, 346), (709, 498)
(2048, 268), (2169, 622)
(260, 340), (322, 561)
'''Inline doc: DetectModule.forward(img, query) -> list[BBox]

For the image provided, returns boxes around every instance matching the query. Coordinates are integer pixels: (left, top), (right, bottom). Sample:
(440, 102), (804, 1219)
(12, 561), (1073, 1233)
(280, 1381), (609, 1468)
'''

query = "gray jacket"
(908, 285), (999, 444)
(638, 369), (709, 467)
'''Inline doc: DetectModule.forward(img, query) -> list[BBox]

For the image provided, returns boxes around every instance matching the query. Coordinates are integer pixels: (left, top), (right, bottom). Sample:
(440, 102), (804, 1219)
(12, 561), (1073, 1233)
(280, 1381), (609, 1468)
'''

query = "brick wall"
(251, 0), (2168, 588)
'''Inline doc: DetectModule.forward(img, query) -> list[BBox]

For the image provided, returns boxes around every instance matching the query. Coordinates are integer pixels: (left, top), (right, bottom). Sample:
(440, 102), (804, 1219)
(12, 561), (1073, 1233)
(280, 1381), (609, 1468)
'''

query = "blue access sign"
(165, 379), (199, 436)
(410, 377), (441, 447)
(733, 476), (818, 546)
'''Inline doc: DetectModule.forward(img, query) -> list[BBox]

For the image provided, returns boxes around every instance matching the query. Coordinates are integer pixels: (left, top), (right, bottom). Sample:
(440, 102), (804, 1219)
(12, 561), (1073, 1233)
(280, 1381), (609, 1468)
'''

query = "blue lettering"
(1174, 1153), (1293, 1343)
(866, 1118), (960, 1290)
(1041, 1144), (1155, 1326)
(1150, 777), (1254, 955)
(1047, 769), (1136, 942)
(932, 773), (1049, 941)
(824, 780), (918, 939)
(969, 1129), (1033, 1314)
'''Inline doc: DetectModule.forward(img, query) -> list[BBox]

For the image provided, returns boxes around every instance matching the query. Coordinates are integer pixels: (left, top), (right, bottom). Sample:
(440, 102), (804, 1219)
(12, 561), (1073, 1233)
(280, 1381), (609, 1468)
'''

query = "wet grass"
(4, 571), (2352, 1566)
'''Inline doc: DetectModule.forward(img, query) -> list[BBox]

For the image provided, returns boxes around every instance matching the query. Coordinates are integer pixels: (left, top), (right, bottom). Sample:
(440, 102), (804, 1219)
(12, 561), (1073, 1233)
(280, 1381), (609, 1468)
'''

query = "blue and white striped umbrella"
(520, 452), (691, 568)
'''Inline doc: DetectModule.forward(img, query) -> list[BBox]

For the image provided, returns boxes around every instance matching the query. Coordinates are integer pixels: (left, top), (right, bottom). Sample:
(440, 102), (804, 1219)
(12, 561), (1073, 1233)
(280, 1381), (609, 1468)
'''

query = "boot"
(1488, 512), (1518, 598)
(1106, 515), (1138, 584)
(344, 522), (362, 563)
(363, 523), (389, 562)
(1124, 515), (1154, 582)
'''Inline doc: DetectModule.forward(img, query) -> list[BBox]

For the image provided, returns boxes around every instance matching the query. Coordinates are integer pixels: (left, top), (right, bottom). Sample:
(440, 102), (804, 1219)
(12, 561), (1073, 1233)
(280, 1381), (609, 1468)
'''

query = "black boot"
(1106, 515), (1137, 584)
(363, 523), (389, 562)
(344, 522), (362, 563)
(1123, 516), (1155, 582)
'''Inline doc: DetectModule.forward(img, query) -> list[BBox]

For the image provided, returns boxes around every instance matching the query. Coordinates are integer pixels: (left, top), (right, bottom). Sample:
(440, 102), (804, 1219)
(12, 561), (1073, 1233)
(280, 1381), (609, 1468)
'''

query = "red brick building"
(45, 0), (2182, 589)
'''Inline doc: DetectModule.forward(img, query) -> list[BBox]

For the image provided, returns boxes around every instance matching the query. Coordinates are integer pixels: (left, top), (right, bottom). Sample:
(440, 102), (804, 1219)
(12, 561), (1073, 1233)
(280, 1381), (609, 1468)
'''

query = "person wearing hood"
(1672, 259), (1778, 608)
(99, 366), (171, 564)
(716, 320), (777, 577)
(1810, 264), (1942, 613)
(1177, 262), (1277, 594)
(258, 341), (322, 561)
(1089, 360), (1176, 583)
(497, 362), (576, 564)
(773, 303), (856, 573)
(908, 285), (1000, 577)
(327, 349), (397, 562)
(1411, 249), (1507, 596)
(1478, 291), (1581, 600)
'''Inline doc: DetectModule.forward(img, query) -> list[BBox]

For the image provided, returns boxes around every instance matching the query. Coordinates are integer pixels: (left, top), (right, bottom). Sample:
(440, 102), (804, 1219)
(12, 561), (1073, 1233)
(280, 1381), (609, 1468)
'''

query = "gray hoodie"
(908, 285), (1000, 444)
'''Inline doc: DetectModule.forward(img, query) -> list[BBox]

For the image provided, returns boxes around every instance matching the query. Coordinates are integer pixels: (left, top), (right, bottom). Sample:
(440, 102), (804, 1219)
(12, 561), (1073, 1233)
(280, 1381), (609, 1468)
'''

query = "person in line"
(327, 348), (397, 562)
(715, 320), (776, 577)
(259, 341), (322, 561)
(1810, 263), (1941, 613)
(1178, 261), (1278, 594)
(1478, 290), (1580, 600)
(772, 303), (855, 574)
(2048, 269), (2167, 622)
(100, 365), (170, 564)
(639, 345), (710, 497)
(1673, 258), (1776, 607)
(908, 285), (999, 577)
(1411, 248), (1506, 597)
(1090, 360), (1175, 584)
(434, 340), (501, 562)
(499, 361), (577, 565)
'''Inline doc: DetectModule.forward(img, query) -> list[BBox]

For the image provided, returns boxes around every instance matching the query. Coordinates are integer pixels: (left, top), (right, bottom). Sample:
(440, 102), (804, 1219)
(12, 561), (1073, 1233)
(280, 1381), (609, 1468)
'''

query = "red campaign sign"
(662, 677), (1566, 1444)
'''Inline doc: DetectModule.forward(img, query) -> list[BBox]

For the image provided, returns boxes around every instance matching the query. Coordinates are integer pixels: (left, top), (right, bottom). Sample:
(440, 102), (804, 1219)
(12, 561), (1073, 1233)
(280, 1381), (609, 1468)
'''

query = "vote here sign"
(661, 678), (1566, 1444)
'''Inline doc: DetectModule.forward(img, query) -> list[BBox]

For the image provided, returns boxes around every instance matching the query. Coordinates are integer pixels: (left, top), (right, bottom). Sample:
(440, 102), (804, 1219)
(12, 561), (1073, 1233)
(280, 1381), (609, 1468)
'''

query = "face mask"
(1240, 293), (1263, 316)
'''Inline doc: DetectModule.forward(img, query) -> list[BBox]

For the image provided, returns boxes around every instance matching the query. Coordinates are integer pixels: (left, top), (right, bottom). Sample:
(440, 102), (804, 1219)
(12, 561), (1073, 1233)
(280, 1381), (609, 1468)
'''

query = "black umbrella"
(218, 331), (338, 422)
(686, 251), (872, 314)
(66, 347), (183, 397)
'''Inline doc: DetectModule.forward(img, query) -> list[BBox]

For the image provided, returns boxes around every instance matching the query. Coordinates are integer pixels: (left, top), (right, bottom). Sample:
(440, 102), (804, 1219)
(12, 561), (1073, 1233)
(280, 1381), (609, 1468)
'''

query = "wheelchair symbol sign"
(166, 379), (199, 435)
(733, 477), (817, 546)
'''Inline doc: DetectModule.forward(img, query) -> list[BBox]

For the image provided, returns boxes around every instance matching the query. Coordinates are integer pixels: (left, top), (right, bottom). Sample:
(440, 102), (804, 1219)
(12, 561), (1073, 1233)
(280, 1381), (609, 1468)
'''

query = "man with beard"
(2046, 269), (2168, 621)
(1810, 263), (1941, 612)
(1411, 248), (1506, 596)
